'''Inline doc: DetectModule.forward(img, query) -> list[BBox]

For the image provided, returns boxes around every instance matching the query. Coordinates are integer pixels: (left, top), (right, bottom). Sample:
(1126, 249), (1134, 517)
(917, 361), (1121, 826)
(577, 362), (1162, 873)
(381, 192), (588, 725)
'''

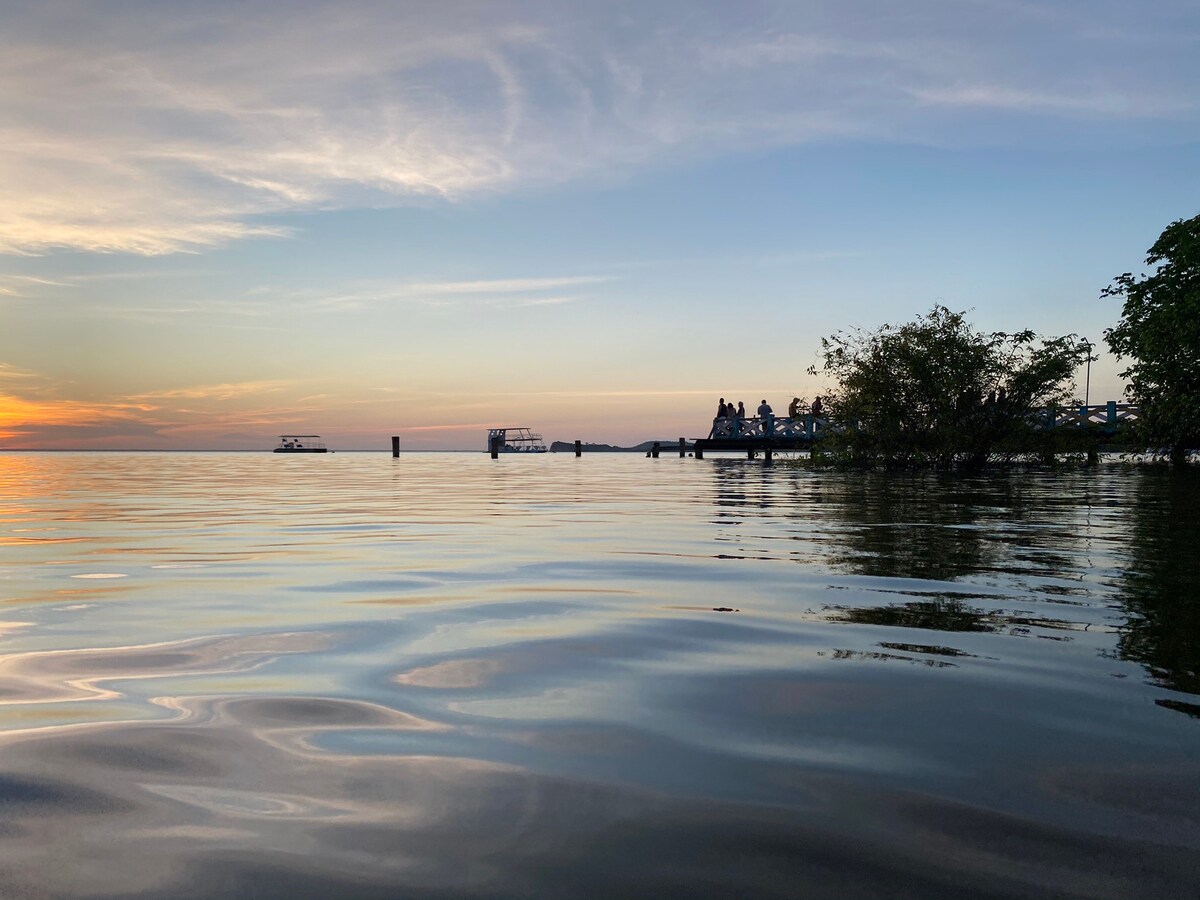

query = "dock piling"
(391, 436), (400, 458)
(678, 438), (685, 458)
(574, 439), (581, 457)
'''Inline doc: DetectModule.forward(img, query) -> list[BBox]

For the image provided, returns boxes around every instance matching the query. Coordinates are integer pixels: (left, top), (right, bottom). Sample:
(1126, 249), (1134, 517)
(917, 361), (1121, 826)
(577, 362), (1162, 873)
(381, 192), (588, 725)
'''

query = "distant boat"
(486, 427), (547, 453)
(273, 434), (329, 453)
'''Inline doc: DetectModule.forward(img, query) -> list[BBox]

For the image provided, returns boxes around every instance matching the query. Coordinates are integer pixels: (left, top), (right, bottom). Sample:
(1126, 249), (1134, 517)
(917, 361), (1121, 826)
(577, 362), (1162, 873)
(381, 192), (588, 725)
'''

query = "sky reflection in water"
(0, 451), (1197, 897)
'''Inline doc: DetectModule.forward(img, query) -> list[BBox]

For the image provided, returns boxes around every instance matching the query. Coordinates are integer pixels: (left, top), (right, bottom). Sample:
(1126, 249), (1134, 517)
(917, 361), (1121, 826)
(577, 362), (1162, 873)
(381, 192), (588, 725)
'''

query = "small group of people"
(716, 398), (746, 421)
(787, 396), (823, 418)
(716, 396), (823, 423)
(710, 400), (758, 441)
(712, 395), (826, 439)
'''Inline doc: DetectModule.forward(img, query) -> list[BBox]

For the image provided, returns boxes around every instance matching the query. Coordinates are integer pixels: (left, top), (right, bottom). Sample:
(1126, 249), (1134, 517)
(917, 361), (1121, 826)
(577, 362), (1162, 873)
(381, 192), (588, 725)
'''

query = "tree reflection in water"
(809, 471), (1091, 583)
(709, 461), (1200, 713)
(830, 593), (997, 632)
(1115, 468), (1200, 708)
(789, 469), (1086, 636)
(820, 474), (1014, 582)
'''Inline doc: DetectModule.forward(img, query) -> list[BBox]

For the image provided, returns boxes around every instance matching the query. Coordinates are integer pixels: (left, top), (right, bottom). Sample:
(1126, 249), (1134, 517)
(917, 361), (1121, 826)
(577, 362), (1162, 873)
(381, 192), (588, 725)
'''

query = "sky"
(1, 0), (1197, 450)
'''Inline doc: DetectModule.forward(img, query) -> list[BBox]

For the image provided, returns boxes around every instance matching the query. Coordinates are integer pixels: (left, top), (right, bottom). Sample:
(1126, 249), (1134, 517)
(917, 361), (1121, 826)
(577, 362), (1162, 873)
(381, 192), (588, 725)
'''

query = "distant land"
(550, 440), (695, 453)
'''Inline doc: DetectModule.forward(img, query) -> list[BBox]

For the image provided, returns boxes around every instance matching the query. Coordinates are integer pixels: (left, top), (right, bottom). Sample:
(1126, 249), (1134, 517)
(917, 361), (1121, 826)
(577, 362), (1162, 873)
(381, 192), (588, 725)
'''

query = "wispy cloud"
(0, 268), (607, 324)
(1, 1), (1195, 256)
(268, 274), (610, 312)
(126, 380), (296, 403)
(907, 84), (1190, 116)
(406, 276), (608, 295)
(487, 294), (578, 309)
(0, 274), (73, 297)
(0, 364), (39, 382)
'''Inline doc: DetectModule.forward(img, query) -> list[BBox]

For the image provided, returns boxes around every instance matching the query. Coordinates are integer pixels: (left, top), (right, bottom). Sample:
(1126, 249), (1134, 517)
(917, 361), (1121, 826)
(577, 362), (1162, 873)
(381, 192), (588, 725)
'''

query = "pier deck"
(692, 402), (1140, 458)
(693, 414), (827, 458)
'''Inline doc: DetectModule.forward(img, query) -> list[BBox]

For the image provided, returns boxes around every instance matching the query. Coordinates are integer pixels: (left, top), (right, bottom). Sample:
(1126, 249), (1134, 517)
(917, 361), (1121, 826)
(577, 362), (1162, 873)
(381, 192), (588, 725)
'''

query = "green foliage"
(1103, 213), (1200, 464)
(813, 306), (1087, 469)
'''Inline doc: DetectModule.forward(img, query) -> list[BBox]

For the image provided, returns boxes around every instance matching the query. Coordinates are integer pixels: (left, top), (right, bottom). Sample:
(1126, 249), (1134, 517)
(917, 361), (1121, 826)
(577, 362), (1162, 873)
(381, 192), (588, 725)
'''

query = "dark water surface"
(0, 451), (1197, 898)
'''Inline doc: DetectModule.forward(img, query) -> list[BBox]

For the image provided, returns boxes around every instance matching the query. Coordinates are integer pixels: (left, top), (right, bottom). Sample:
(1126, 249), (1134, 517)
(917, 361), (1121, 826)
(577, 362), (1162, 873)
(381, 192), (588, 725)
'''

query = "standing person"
(736, 401), (745, 421)
(715, 398), (729, 437)
(757, 399), (774, 436)
(811, 396), (823, 418)
(788, 397), (801, 418)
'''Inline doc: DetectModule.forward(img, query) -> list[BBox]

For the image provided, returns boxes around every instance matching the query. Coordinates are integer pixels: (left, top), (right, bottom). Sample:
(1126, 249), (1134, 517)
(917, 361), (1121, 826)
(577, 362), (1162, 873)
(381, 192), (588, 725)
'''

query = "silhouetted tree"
(812, 306), (1088, 469)
(1103, 213), (1200, 465)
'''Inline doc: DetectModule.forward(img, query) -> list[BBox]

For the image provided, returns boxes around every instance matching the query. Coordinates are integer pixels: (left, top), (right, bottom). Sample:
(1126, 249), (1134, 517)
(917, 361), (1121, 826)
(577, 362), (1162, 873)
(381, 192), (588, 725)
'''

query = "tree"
(812, 306), (1087, 470)
(1103, 213), (1200, 465)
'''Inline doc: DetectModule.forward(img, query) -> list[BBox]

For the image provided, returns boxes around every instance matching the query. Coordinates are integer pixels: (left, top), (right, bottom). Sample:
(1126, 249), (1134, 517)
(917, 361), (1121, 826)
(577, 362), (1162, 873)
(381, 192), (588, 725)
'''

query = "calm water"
(0, 451), (1197, 898)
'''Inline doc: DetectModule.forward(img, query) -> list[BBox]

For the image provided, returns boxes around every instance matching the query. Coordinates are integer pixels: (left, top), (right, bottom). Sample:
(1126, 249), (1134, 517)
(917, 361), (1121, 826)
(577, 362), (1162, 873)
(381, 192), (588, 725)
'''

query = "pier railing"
(707, 402), (1140, 443)
(708, 415), (830, 441)
(1038, 402), (1140, 430)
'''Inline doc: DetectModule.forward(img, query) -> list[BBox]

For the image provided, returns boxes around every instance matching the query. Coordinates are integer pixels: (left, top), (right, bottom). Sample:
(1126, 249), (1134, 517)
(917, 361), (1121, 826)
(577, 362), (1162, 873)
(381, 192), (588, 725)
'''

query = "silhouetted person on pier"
(788, 397), (801, 417)
(758, 399), (774, 435)
(736, 401), (745, 420)
(715, 398), (731, 437)
(811, 396), (822, 417)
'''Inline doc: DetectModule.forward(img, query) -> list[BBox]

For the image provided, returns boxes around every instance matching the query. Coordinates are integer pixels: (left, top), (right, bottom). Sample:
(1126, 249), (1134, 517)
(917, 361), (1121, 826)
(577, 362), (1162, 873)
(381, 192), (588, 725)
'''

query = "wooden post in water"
(651, 442), (660, 458)
(764, 446), (773, 464)
(391, 436), (400, 458)
(574, 439), (581, 457)
(695, 446), (704, 459)
(490, 434), (500, 459)
(678, 438), (686, 458)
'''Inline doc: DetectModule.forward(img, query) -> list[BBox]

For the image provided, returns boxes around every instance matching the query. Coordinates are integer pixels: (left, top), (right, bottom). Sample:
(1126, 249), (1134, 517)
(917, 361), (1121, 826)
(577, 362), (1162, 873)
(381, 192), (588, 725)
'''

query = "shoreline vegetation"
(806, 304), (1096, 472)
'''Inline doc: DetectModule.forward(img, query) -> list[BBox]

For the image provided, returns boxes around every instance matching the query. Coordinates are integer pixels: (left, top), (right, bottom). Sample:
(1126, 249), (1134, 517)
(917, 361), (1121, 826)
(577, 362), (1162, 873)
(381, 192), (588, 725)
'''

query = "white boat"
(273, 434), (329, 453)
(486, 427), (547, 453)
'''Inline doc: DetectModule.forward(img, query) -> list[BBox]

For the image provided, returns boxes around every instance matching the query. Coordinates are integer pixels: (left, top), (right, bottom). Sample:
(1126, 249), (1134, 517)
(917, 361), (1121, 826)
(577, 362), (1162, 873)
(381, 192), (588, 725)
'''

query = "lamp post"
(1082, 339), (1093, 408)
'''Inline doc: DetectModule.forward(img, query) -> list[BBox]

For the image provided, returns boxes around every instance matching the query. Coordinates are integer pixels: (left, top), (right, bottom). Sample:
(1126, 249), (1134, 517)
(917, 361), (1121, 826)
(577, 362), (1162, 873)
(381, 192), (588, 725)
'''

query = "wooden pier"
(693, 414), (828, 459)
(1039, 401), (1140, 433)
(691, 402), (1140, 459)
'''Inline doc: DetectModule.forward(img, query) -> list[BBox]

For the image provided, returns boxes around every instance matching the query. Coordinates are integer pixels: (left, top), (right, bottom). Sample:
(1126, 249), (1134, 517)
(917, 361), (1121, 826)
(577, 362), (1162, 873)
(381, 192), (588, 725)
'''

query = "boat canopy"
(486, 427), (547, 452)
(277, 434), (326, 450)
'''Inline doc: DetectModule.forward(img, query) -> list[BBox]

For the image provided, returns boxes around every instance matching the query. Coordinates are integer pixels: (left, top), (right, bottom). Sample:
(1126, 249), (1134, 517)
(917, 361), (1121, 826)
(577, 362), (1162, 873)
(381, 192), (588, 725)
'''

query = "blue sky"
(1, 0), (1197, 448)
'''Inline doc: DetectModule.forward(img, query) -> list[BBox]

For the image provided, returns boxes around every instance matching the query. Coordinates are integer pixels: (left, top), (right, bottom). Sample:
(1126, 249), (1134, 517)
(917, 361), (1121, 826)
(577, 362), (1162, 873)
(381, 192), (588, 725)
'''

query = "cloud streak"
(264, 275), (609, 313)
(1, 1), (1195, 256)
(126, 381), (296, 403)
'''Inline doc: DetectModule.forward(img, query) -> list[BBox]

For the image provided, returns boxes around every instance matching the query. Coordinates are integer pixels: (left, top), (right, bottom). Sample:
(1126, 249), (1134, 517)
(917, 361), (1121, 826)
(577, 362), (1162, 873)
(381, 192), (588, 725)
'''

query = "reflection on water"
(1116, 469), (1200, 710)
(0, 452), (1197, 897)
